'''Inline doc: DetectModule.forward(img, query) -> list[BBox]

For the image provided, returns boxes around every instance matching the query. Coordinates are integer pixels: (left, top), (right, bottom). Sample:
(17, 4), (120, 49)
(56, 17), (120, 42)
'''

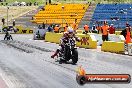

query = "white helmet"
(67, 27), (74, 33)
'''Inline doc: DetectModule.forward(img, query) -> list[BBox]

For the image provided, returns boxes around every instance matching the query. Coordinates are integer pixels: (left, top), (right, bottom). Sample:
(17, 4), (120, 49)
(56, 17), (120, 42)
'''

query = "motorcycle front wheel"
(72, 49), (78, 64)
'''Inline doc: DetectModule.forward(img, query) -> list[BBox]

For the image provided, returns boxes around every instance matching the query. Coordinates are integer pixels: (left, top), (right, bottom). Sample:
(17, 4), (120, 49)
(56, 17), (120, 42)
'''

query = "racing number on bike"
(81, 37), (89, 45)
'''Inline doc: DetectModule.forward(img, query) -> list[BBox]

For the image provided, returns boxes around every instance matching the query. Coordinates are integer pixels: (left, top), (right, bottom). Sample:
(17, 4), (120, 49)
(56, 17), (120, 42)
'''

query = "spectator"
(64, 23), (68, 32)
(83, 24), (89, 34)
(34, 2), (38, 6)
(101, 21), (110, 41)
(26, 3), (29, 6)
(1, 3), (3, 6)
(121, 27), (127, 39)
(72, 19), (78, 32)
(75, 19), (77, 23)
(52, 23), (56, 29)
(29, 2), (32, 6)
(54, 25), (60, 33)
(92, 24), (97, 33)
(5, 3), (8, 6)
(89, 2), (91, 6)
(36, 30), (41, 39)
(47, 25), (53, 32)
(2, 18), (5, 26)
(49, 0), (51, 4)
(42, 22), (45, 29)
(46, 0), (48, 5)
(125, 27), (132, 44)
(126, 22), (130, 28)
(13, 20), (15, 27)
(34, 2), (36, 6)
(109, 24), (115, 34)
(96, 24), (101, 34)
(38, 25), (42, 29)
(32, 17), (34, 20)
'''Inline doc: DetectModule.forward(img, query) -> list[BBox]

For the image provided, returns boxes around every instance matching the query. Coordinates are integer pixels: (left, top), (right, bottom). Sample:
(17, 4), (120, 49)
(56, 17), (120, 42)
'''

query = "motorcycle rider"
(51, 27), (80, 59)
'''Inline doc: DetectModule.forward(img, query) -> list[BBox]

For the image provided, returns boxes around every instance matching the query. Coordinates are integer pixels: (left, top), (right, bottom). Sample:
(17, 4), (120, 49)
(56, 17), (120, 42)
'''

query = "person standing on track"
(101, 21), (110, 41)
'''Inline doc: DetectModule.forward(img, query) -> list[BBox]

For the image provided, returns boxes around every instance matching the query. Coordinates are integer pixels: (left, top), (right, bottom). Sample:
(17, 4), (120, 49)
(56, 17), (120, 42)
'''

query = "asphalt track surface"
(0, 34), (132, 88)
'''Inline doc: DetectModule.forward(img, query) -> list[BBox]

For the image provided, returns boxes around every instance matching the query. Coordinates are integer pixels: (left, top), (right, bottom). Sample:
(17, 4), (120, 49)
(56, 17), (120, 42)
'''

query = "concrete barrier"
(15, 26), (33, 34)
(76, 33), (97, 49)
(115, 31), (121, 35)
(45, 32), (63, 44)
(0, 26), (33, 34)
(101, 41), (125, 53)
(15, 26), (23, 33)
(115, 31), (132, 36)
(128, 43), (132, 56)
(92, 34), (125, 46)
(76, 30), (83, 34)
(45, 32), (97, 49)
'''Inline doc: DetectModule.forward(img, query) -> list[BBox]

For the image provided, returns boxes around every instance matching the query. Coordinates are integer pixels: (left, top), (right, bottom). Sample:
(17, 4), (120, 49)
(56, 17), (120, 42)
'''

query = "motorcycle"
(58, 38), (78, 65)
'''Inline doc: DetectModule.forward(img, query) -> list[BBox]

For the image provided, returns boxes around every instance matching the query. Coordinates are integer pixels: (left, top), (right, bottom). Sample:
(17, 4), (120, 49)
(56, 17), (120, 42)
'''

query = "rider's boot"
(51, 49), (59, 58)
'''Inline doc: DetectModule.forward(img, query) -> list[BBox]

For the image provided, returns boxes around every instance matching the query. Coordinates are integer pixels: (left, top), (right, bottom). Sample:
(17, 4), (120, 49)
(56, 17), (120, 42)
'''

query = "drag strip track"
(0, 34), (132, 88)
(43, 59), (77, 73)
(0, 40), (77, 73)
(1, 40), (52, 53)
(1, 40), (33, 53)
(0, 39), (82, 88)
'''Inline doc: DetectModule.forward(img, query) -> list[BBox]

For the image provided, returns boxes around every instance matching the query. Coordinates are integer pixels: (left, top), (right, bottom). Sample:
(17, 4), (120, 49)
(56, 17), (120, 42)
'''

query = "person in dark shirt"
(42, 22), (45, 29)
(4, 31), (13, 40)
(121, 28), (127, 39)
(47, 25), (53, 32)
(2, 18), (5, 26)
(13, 20), (15, 27)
